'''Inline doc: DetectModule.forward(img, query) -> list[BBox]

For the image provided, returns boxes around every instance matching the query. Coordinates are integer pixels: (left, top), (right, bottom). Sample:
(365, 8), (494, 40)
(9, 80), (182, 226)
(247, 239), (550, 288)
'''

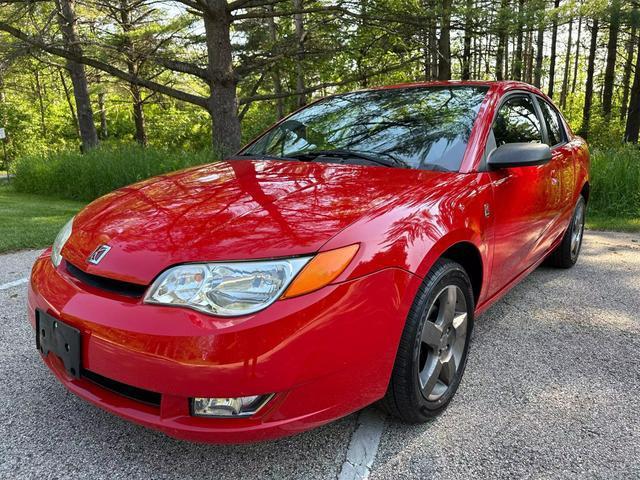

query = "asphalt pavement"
(0, 231), (638, 479)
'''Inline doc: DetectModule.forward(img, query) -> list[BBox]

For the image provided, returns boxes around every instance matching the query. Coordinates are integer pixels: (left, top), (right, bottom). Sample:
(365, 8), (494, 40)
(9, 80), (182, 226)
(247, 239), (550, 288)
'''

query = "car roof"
(369, 80), (542, 93)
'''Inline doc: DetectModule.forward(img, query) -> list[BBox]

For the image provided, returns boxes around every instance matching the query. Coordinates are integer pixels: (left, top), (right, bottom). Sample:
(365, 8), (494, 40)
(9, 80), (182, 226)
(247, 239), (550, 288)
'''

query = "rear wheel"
(547, 195), (586, 268)
(381, 258), (474, 422)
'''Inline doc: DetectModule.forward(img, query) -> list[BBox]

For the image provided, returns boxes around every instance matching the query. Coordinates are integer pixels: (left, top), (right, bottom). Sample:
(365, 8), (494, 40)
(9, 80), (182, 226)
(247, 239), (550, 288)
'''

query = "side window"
(493, 95), (543, 146)
(538, 99), (565, 147)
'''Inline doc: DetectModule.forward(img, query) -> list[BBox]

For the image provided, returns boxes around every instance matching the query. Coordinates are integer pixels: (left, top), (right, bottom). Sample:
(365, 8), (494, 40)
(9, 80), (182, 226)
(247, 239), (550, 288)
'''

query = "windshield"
(242, 86), (488, 171)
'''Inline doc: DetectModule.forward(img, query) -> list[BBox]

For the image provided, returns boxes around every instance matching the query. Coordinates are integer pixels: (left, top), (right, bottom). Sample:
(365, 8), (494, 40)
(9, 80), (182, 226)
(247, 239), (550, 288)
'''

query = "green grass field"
(0, 184), (85, 254)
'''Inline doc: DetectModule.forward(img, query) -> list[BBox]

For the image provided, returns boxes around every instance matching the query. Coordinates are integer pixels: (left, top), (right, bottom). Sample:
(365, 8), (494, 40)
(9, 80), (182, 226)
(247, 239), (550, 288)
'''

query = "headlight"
(144, 258), (311, 316)
(51, 217), (74, 268)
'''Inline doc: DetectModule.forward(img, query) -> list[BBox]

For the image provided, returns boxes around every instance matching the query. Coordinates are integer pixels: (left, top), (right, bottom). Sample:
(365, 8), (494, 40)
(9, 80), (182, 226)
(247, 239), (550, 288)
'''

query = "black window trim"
(480, 90), (548, 171)
(532, 94), (569, 149)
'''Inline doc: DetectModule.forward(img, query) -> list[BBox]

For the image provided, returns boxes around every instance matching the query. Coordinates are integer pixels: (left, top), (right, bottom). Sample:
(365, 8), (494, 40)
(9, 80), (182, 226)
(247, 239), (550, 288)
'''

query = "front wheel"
(547, 195), (586, 268)
(380, 258), (474, 423)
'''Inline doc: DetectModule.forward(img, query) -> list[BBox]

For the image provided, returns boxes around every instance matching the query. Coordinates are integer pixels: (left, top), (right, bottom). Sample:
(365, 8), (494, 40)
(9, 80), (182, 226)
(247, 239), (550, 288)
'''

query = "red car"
(29, 81), (589, 443)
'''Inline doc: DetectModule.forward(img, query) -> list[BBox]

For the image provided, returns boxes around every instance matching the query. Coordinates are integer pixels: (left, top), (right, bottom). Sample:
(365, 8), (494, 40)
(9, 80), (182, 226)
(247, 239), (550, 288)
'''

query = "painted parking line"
(0, 277), (28, 291)
(338, 408), (386, 480)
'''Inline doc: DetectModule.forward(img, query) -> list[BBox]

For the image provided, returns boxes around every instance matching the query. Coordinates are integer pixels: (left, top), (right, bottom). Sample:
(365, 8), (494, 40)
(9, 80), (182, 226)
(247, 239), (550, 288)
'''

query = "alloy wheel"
(571, 200), (585, 260)
(417, 285), (468, 401)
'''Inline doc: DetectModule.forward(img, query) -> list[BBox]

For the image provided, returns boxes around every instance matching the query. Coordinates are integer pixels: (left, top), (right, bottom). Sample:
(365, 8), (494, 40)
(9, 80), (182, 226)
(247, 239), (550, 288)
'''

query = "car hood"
(62, 159), (452, 285)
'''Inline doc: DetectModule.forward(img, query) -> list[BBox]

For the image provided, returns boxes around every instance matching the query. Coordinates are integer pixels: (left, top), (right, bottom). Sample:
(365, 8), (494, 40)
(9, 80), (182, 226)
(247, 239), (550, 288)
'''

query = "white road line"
(338, 408), (386, 480)
(0, 277), (29, 291)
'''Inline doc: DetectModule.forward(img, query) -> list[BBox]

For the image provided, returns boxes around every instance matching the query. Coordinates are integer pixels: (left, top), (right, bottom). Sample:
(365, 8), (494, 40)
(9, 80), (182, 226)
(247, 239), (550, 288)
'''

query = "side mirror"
(487, 143), (552, 169)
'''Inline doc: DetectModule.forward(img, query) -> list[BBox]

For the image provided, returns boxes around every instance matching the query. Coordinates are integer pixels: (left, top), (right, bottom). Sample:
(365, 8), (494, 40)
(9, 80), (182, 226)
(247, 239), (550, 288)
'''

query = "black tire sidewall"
(407, 261), (475, 418)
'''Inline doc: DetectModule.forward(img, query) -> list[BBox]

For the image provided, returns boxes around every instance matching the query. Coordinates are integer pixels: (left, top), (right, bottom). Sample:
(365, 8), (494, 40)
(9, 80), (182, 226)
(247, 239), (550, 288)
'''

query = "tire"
(546, 195), (586, 269)
(380, 258), (474, 423)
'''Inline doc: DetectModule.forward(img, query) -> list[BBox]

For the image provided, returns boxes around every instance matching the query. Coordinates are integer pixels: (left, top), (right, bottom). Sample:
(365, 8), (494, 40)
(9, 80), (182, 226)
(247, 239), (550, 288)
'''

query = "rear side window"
(538, 99), (565, 147)
(493, 95), (543, 146)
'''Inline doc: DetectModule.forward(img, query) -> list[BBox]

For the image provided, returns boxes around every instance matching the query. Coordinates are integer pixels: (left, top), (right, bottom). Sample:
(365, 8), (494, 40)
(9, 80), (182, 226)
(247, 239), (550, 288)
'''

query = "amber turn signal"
(281, 244), (360, 299)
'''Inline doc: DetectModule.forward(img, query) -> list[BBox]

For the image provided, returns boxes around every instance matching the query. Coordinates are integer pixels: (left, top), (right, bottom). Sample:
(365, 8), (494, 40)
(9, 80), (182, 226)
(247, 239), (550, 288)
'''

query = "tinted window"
(244, 86), (488, 171)
(538, 99), (565, 146)
(493, 95), (543, 146)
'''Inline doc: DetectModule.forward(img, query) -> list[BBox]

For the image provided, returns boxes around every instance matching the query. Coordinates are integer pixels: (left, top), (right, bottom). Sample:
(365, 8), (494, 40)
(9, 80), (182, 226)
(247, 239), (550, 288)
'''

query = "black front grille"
(65, 261), (147, 298)
(82, 369), (161, 407)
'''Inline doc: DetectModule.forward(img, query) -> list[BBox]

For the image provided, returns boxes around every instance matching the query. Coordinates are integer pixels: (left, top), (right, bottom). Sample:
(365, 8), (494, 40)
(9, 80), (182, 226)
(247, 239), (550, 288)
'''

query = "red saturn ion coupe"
(29, 81), (589, 443)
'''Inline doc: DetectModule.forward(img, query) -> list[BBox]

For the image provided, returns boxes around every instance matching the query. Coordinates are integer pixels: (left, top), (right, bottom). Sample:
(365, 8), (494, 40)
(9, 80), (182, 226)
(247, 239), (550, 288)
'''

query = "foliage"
(0, 183), (85, 253)
(11, 144), (218, 201)
(588, 145), (640, 219)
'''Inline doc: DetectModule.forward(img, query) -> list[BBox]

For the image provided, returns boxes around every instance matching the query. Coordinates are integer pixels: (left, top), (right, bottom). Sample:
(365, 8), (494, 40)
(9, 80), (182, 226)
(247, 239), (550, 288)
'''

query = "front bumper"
(28, 251), (418, 443)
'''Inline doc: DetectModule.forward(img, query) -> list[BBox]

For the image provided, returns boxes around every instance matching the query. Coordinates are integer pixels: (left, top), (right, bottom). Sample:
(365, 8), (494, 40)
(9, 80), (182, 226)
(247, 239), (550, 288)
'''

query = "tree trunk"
(429, 6), (438, 80)
(56, 0), (99, 151)
(513, 0), (525, 80)
(571, 16), (582, 94)
(461, 0), (473, 80)
(534, 16), (544, 87)
(621, 5), (639, 120)
(525, 29), (534, 83)
(293, 0), (306, 107)
(203, 0), (241, 155)
(602, 0), (621, 117)
(119, 0), (147, 146)
(504, 33), (509, 79)
(131, 86), (147, 146)
(423, 34), (430, 81)
(33, 69), (47, 137)
(437, 0), (452, 80)
(473, 34), (480, 78)
(625, 36), (640, 143)
(58, 67), (81, 138)
(266, 6), (284, 119)
(94, 74), (107, 139)
(579, 19), (598, 139)
(559, 17), (573, 109)
(495, 0), (508, 81)
(98, 91), (108, 140)
(547, 0), (560, 98)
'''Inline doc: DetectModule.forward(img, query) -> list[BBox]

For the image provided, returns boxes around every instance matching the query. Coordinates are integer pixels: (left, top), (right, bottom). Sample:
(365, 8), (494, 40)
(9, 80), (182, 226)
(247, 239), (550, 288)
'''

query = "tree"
(621, 3), (639, 120)
(579, 18), (598, 139)
(56, 0), (99, 150)
(534, 3), (545, 87)
(602, 0), (621, 117)
(461, 0), (473, 80)
(547, 0), (560, 98)
(559, 16), (573, 108)
(495, 0), (509, 81)
(625, 18), (640, 143)
(513, 0), (525, 80)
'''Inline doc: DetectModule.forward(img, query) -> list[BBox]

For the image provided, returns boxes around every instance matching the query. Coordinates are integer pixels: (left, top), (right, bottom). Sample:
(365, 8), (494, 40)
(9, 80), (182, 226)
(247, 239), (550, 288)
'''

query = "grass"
(585, 145), (640, 232)
(0, 184), (85, 254)
(586, 215), (640, 232)
(588, 145), (640, 219)
(12, 144), (217, 201)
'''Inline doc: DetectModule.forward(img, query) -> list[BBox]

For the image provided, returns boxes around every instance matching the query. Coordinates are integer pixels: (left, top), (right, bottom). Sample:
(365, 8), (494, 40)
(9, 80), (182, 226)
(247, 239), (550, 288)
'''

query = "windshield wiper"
(420, 162), (452, 172)
(287, 149), (409, 169)
(229, 153), (298, 161)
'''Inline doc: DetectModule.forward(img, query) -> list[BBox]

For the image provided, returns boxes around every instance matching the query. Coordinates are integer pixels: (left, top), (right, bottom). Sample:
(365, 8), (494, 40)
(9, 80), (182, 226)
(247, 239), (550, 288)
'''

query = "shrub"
(589, 145), (640, 218)
(12, 144), (218, 201)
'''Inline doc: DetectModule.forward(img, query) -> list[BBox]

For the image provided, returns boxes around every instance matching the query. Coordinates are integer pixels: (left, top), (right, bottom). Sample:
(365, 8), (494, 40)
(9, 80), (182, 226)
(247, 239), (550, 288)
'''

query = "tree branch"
(153, 57), (208, 80)
(0, 21), (209, 109)
(239, 55), (422, 104)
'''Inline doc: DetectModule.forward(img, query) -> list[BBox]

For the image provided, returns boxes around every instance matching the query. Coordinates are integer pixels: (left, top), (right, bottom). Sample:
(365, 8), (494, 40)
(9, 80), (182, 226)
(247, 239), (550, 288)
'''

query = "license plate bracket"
(36, 310), (81, 379)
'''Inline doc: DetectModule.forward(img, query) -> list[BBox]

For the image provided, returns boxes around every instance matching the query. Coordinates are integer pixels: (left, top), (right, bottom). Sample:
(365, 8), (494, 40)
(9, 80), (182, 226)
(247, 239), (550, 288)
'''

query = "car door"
(487, 92), (562, 297)
(535, 96), (576, 234)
